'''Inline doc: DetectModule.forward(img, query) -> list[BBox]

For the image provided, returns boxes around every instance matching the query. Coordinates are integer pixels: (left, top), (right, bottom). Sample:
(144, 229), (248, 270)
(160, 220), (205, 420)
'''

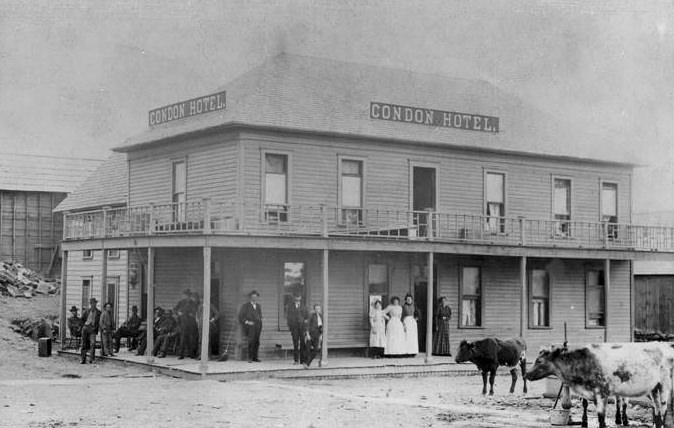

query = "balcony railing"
(63, 200), (674, 252)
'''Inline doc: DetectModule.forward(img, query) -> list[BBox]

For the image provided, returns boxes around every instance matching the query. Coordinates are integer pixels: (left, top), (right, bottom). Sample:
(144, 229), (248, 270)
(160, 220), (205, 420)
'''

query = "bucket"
(38, 337), (52, 357)
(550, 409), (569, 426)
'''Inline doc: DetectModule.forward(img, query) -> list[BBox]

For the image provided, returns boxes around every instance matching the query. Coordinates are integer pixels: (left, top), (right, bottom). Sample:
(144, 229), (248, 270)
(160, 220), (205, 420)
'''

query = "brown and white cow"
(455, 337), (527, 396)
(525, 343), (674, 428)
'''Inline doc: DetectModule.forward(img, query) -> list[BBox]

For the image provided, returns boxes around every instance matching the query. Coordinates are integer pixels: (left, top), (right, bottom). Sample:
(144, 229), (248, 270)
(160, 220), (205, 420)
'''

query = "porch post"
(146, 247), (155, 363)
(101, 247), (108, 303)
(321, 248), (329, 365)
(59, 250), (68, 350)
(425, 251), (434, 363)
(520, 256), (527, 338)
(200, 246), (212, 374)
(604, 259), (610, 342)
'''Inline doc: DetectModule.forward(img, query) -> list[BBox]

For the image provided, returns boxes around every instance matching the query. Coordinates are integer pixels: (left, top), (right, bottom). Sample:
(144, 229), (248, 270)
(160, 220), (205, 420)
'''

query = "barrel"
(38, 337), (52, 357)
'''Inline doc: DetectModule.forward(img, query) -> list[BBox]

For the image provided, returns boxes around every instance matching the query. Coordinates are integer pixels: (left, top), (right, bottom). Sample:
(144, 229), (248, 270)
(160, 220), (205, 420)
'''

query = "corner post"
(604, 258), (610, 342)
(321, 249), (329, 366)
(426, 208), (434, 241)
(321, 205), (328, 237)
(520, 256), (527, 338)
(148, 204), (155, 236)
(203, 199), (211, 234)
(59, 250), (68, 350)
(200, 247), (212, 375)
(146, 247), (155, 364)
(425, 251), (434, 363)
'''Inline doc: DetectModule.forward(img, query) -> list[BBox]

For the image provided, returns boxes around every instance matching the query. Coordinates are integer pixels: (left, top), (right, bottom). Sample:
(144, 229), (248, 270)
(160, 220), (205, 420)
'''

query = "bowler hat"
(89, 297), (98, 304)
(249, 289), (260, 297)
(69, 306), (78, 313)
(131, 305), (138, 311)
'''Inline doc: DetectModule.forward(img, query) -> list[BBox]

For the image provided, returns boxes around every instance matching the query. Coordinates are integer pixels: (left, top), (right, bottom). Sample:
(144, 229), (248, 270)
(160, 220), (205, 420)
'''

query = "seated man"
(114, 305), (142, 352)
(136, 307), (163, 356)
(67, 305), (83, 339)
(152, 309), (178, 358)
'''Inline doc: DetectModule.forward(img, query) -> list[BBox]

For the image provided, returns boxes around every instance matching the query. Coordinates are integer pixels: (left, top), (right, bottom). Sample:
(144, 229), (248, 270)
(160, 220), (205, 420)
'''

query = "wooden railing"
(63, 200), (674, 252)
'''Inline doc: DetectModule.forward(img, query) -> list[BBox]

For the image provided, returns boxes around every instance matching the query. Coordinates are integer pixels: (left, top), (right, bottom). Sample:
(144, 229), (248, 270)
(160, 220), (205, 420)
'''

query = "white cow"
(525, 342), (674, 428)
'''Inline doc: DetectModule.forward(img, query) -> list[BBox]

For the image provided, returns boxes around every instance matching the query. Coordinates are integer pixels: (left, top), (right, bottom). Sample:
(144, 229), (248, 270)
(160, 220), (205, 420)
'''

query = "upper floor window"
(460, 266), (482, 327)
(264, 153), (289, 223)
(529, 269), (550, 328)
(172, 160), (186, 222)
(586, 270), (605, 327)
(601, 182), (618, 239)
(485, 172), (505, 233)
(553, 178), (571, 237)
(340, 159), (363, 225)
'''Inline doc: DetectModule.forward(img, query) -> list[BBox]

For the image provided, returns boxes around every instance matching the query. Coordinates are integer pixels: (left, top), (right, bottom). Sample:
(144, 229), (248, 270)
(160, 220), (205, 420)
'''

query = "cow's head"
(455, 340), (474, 364)
(524, 346), (560, 381)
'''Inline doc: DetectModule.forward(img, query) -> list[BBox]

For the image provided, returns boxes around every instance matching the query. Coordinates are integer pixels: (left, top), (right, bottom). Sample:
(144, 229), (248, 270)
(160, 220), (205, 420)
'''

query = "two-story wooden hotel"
(56, 54), (674, 372)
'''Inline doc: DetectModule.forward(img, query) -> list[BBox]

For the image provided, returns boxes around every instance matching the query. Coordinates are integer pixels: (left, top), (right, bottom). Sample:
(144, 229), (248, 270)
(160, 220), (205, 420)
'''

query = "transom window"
(341, 159), (363, 225)
(586, 270), (605, 327)
(264, 153), (289, 223)
(529, 269), (550, 328)
(553, 178), (571, 237)
(460, 266), (482, 327)
(485, 172), (505, 233)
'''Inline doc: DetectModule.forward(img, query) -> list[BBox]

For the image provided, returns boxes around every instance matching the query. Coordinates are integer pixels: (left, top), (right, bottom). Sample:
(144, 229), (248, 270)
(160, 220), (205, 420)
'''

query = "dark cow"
(455, 338), (527, 396)
(525, 343), (674, 428)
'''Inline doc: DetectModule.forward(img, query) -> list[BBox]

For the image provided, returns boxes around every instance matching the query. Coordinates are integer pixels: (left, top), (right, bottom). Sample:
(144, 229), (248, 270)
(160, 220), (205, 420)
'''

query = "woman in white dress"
(369, 300), (386, 358)
(402, 293), (419, 357)
(382, 296), (406, 357)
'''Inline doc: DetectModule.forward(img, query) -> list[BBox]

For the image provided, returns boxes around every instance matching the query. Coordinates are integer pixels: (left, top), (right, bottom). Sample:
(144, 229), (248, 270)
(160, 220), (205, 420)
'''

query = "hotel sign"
(370, 101), (499, 133)
(149, 91), (226, 127)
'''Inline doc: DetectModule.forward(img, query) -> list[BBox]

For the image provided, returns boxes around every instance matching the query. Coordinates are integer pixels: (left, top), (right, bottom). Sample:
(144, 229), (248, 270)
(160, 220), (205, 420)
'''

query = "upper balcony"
(61, 200), (674, 253)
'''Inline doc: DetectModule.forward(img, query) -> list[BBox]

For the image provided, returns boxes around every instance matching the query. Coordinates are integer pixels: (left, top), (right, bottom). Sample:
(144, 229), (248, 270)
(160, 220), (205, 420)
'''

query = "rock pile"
(0, 261), (60, 298)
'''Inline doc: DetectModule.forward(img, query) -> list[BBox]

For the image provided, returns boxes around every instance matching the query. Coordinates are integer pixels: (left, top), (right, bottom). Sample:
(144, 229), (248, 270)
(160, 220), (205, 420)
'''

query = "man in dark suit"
(304, 303), (323, 368)
(114, 305), (142, 352)
(80, 297), (101, 364)
(286, 294), (309, 365)
(238, 289), (263, 362)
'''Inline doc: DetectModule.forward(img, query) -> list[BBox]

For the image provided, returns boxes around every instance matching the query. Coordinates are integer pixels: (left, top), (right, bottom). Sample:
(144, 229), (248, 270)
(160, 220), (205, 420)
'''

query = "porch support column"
(425, 251), (434, 363)
(604, 258), (610, 342)
(321, 249), (329, 366)
(59, 250), (68, 349)
(520, 256), (527, 338)
(146, 247), (155, 363)
(101, 247), (108, 303)
(200, 246), (212, 375)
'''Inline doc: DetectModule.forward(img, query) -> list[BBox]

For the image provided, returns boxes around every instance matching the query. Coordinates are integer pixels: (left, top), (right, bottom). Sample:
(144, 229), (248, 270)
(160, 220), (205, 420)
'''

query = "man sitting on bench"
(114, 305), (142, 352)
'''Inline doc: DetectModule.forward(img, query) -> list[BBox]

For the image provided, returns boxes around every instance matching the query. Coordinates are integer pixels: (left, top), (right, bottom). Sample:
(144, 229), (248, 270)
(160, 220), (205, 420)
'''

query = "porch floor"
(57, 348), (477, 381)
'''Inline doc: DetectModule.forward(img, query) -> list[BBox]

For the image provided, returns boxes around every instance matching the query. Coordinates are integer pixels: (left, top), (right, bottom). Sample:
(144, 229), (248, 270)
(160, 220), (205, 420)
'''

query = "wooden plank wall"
(635, 275), (674, 334)
(0, 191), (66, 275)
(153, 247), (203, 311)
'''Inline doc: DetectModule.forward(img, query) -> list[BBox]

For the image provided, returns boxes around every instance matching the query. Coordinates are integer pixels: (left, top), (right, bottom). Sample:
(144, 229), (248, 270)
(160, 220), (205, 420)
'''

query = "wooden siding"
(240, 131), (632, 223)
(153, 248), (203, 310)
(634, 261), (674, 275)
(64, 250), (129, 329)
(127, 135), (239, 206)
(635, 275), (674, 334)
(0, 191), (65, 274)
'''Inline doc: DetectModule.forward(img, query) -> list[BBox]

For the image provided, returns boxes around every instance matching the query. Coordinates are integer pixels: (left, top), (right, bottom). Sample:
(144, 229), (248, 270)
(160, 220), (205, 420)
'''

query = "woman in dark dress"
(432, 296), (452, 356)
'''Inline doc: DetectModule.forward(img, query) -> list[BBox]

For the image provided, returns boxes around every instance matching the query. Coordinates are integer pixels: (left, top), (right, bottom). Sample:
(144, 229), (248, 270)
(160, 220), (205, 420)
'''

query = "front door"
(104, 276), (119, 327)
(412, 166), (436, 237)
(413, 263), (438, 351)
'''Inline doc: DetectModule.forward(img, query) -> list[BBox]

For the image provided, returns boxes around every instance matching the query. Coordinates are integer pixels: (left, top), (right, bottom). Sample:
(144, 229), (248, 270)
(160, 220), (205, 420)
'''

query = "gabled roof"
(54, 152), (127, 212)
(116, 53), (635, 165)
(0, 153), (102, 193)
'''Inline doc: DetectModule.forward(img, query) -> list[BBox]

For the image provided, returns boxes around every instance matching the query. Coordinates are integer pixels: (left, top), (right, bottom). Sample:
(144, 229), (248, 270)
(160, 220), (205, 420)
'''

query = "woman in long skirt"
(369, 300), (386, 358)
(382, 297), (406, 357)
(402, 294), (419, 357)
(432, 296), (452, 356)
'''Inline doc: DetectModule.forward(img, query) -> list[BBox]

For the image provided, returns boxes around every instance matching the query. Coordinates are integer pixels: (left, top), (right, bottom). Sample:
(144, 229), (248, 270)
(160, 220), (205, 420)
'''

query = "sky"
(1, 0), (673, 212)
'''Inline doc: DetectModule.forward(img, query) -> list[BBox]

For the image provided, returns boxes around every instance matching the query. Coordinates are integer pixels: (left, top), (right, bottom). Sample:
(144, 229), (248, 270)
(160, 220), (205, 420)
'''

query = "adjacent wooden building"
(56, 54), (674, 372)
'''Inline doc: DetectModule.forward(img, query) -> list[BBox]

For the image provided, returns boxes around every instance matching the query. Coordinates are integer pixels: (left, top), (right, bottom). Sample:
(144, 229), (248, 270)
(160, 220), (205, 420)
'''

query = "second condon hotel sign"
(370, 101), (499, 133)
(149, 91), (226, 127)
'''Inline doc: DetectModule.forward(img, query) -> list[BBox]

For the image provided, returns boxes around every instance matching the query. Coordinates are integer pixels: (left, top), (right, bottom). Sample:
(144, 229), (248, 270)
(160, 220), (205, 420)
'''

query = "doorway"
(412, 166), (436, 237)
(104, 276), (120, 326)
(413, 263), (438, 351)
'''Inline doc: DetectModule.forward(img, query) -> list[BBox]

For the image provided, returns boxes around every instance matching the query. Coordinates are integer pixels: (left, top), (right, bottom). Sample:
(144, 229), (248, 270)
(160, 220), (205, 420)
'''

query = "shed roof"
(54, 152), (127, 212)
(0, 153), (102, 193)
(116, 53), (636, 166)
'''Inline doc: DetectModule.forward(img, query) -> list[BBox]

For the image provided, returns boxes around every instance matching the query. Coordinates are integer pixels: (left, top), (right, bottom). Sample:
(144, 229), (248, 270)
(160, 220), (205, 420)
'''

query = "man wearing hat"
(286, 294), (308, 365)
(114, 305), (142, 352)
(80, 297), (101, 364)
(238, 290), (263, 362)
(67, 306), (83, 340)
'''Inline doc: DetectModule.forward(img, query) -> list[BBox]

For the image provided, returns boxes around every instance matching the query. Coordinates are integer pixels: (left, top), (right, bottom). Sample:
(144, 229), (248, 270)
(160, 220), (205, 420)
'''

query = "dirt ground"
(0, 295), (658, 427)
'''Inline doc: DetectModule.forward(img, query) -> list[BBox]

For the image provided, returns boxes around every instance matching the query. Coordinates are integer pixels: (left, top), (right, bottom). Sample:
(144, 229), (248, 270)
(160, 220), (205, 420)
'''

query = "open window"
(529, 269), (550, 328)
(553, 178), (571, 237)
(172, 159), (187, 223)
(485, 172), (506, 234)
(601, 182), (618, 240)
(339, 158), (364, 226)
(264, 153), (289, 223)
(460, 266), (482, 327)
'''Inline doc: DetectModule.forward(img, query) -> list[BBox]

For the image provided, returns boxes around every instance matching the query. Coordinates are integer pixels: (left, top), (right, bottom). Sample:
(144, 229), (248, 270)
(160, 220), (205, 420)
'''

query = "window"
(172, 160), (186, 222)
(601, 182), (618, 239)
(485, 172), (505, 233)
(279, 262), (305, 330)
(107, 249), (120, 259)
(367, 264), (389, 327)
(586, 270), (605, 327)
(81, 277), (92, 311)
(82, 250), (93, 259)
(553, 178), (571, 237)
(460, 267), (482, 327)
(340, 159), (363, 225)
(530, 269), (550, 328)
(264, 153), (289, 223)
